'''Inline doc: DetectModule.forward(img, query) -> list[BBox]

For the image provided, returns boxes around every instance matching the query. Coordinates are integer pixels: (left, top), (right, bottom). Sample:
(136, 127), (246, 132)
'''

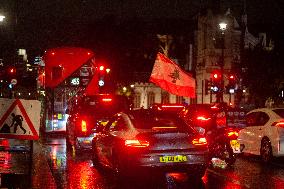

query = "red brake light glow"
(211, 105), (218, 110)
(272, 121), (284, 127)
(152, 126), (177, 131)
(81, 120), (87, 132)
(102, 98), (112, 102)
(99, 65), (104, 71)
(196, 116), (211, 121)
(125, 139), (150, 148)
(192, 137), (207, 146)
(227, 131), (239, 137)
(161, 105), (184, 108)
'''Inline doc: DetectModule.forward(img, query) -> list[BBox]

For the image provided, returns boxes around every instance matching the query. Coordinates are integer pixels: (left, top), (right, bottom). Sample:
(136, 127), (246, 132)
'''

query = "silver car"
(92, 110), (209, 179)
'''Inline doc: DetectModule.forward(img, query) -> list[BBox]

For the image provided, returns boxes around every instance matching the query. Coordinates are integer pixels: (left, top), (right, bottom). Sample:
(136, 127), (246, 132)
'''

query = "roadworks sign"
(0, 99), (41, 140)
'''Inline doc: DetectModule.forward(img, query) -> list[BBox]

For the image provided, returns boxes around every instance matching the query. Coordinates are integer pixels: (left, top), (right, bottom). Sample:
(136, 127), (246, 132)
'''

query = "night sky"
(0, 0), (283, 79)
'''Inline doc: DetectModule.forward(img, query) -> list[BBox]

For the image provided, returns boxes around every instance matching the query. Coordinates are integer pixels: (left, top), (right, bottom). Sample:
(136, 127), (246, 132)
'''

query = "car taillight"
(272, 121), (284, 128)
(125, 139), (150, 148)
(196, 116), (211, 121)
(102, 98), (112, 102)
(227, 131), (239, 139)
(192, 137), (207, 146)
(81, 120), (87, 132)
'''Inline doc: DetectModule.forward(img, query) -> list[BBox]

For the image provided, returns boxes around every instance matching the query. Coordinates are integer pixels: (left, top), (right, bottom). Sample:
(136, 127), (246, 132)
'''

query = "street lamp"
(219, 22), (227, 32)
(0, 15), (5, 22)
(217, 21), (227, 103)
(0, 14), (4, 97)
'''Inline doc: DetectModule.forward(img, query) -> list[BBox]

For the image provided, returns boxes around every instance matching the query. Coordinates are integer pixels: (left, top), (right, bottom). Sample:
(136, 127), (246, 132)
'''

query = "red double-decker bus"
(41, 47), (99, 133)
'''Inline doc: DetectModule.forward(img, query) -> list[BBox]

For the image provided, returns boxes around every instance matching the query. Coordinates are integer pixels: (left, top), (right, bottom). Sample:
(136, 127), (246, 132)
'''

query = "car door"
(96, 115), (128, 168)
(96, 116), (117, 167)
(250, 112), (270, 154)
(238, 112), (260, 154)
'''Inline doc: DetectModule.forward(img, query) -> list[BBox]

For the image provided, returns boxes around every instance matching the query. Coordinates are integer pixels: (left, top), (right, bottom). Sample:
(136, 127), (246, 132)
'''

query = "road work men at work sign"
(0, 98), (41, 140)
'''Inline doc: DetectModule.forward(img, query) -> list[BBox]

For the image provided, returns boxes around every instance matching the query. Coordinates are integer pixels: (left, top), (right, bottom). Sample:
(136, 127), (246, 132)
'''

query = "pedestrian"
(10, 113), (26, 134)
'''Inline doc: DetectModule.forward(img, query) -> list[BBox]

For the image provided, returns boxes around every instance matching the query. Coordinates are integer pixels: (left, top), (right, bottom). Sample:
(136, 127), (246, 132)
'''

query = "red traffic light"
(99, 65), (104, 71)
(9, 68), (16, 74)
(212, 71), (221, 80)
(228, 74), (236, 81)
(213, 73), (219, 79)
(229, 75), (235, 80)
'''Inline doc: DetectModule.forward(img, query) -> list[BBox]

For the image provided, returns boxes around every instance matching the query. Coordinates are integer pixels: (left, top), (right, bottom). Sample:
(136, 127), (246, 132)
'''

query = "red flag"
(150, 53), (196, 98)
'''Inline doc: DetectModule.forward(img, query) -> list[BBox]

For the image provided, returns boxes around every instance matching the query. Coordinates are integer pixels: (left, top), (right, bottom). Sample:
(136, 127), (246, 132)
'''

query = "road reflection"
(67, 159), (105, 189)
(43, 136), (284, 189)
(44, 137), (209, 188)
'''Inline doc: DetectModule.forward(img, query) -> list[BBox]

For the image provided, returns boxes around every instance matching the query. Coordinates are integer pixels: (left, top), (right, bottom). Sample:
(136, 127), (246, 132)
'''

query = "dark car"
(92, 109), (209, 179)
(66, 94), (130, 151)
(180, 103), (246, 134)
(179, 104), (218, 134)
(180, 103), (246, 158)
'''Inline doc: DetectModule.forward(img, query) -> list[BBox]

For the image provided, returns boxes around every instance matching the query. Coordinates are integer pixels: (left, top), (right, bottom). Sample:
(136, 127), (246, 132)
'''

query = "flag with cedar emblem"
(150, 53), (195, 98)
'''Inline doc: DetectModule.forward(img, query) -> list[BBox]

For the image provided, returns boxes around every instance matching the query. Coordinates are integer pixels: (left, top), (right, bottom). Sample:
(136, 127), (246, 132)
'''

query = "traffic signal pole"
(218, 34), (225, 103)
(217, 22), (227, 103)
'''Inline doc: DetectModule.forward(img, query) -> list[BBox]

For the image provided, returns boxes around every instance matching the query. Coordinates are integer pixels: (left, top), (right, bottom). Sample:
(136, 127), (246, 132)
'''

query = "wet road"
(42, 136), (284, 189)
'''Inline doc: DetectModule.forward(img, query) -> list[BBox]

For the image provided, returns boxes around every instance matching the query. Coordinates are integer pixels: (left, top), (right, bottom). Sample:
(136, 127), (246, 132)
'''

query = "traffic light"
(6, 67), (16, 83)
(97, 65), (106, 92)
(99, 65), (105, 71)
(7, 67), (16, 77)
(227, 73), (236, 93)
(97, 65), (111, 92)
(204, 79), (211, 95)
(9, 68), (16, 74)
(211, 70), (222, 93)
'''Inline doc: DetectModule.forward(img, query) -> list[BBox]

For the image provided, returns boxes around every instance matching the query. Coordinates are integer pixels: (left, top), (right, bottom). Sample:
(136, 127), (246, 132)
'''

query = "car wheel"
(223, 143), (236, 166)
(260, 138), (273, 163)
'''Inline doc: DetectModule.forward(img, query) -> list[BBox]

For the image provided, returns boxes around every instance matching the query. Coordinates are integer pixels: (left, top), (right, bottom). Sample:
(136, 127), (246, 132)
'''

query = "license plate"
(230, 140), (241, 153)
(83, 140), (91, 144)
(159, 155), (187, 163)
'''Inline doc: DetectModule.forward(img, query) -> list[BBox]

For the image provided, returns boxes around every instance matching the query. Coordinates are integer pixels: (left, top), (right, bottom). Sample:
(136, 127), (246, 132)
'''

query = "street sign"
(0, 99), (41, 140)
(11, 79), (17, 85)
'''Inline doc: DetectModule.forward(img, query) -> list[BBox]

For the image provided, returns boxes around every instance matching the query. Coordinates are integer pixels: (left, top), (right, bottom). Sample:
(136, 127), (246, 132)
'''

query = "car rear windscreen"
(129, 111), (196, 133)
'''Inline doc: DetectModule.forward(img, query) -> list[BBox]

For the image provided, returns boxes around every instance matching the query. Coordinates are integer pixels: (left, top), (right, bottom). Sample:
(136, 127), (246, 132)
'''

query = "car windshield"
(129, 110), (195, 133)
(273, 109), (284, 118)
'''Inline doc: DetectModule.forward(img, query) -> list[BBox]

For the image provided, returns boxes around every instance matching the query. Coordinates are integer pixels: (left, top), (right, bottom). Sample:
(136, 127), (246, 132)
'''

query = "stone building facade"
(132, 82), (190, 109)
(130, 9), (266, 109)
(195, 10), (242, 106)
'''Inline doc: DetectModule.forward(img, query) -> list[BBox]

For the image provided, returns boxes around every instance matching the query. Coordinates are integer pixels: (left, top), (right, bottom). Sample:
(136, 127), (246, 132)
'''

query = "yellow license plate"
(230, 140), (241, 153)
(83, 140), (91, 144)
(159, 155), (187, 163)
